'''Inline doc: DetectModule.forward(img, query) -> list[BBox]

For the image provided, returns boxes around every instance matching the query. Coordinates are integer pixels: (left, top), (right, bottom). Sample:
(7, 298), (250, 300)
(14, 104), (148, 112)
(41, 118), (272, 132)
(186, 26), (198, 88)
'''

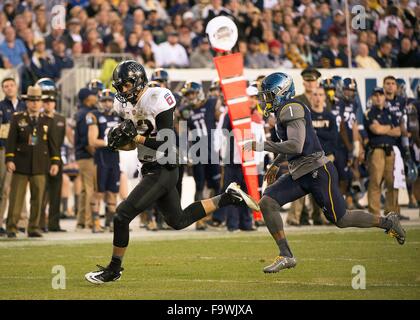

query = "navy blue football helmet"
(343, 78), (357, 91)
(99, 89), (115, 101)
(321, 78), (335, 90)
(259, 72), (295, 116)
(88, 79), (105, 97)
(151, 68), (169, 85)
(342, 78), (358, 100)
(35, 77), (57, 101)
(181, 81), (205, 103)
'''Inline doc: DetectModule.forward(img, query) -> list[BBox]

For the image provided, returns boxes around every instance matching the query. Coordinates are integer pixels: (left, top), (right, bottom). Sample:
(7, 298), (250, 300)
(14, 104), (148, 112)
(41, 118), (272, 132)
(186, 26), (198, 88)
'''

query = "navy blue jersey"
(386, 95), (407, 152)
(89, 109), (120, 167)
(187, 97), (217, 159)
(310, 109), (338, 156)
(0, 98), (26, 147)
(187, 97), (217, 137)
(386, 95), (406, 123)
(329, 100), (343, 132)
(364, 105), (400, 147)
(75, 105), (96, 160)
(336, 98), (358, 145)
(274, 99), (324, 161)
(406, 98), (420, 147)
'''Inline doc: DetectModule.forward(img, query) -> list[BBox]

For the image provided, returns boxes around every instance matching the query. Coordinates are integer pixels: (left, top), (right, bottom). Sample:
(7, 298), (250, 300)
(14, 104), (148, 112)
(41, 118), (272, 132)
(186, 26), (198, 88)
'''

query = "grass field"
(0, 226), (419, 300)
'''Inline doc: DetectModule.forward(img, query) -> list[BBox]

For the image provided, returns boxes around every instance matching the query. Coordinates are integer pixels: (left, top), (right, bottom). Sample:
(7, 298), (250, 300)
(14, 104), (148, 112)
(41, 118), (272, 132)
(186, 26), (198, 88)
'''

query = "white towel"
(393, 146), (407, 189)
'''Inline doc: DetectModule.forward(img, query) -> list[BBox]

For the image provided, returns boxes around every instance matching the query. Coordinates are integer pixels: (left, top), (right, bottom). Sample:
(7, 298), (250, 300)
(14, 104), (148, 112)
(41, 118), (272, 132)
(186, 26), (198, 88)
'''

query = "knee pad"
(113, 213), (128, 229)
(114, 201), (135, 226)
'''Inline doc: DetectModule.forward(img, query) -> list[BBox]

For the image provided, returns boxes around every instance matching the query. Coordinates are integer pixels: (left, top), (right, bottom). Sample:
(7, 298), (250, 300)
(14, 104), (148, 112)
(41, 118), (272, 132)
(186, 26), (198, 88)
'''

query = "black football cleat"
(85, 265), (124, 284)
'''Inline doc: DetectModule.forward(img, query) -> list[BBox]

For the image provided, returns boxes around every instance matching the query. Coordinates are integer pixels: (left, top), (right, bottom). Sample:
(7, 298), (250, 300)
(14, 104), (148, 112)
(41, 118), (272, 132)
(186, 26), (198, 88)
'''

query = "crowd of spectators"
(0, 0), (419, 82)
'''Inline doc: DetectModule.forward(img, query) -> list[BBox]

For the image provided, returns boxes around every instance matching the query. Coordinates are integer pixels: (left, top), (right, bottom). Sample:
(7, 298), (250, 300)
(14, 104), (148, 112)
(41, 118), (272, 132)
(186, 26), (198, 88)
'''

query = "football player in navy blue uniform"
(86, 89), (121, 233)
(181, 81), (222, 230)
(397, 78), (420, 208)
(244, 72), (406, 273)
(383, 76), (410, 218)
(85, 61), (259, 284)
(411, 84), (420, 205)
(334, 78), (364, 209)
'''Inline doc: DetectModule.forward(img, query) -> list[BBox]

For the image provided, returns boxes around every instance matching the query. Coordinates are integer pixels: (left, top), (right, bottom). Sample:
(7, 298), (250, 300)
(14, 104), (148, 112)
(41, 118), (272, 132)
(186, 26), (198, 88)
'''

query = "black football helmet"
(112, 60), (148, 104)
(35, 77), (57, 101)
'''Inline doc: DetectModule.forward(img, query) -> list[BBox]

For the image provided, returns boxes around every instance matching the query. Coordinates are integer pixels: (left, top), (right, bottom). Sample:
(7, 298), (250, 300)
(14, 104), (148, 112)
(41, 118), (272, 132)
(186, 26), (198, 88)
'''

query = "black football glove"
(107, 119), (137, 151)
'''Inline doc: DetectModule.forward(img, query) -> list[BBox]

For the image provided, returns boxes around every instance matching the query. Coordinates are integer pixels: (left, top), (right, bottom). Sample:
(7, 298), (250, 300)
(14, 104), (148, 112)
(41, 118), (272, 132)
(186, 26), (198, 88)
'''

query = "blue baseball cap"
(372, 87), (384, 95)
(78, 88), (95, 102)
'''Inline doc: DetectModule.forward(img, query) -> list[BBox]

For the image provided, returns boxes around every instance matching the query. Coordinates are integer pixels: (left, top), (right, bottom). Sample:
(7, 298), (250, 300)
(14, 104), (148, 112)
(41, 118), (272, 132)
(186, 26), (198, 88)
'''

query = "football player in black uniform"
(244, 72), (406, 274)
(85, 60), (259, 284)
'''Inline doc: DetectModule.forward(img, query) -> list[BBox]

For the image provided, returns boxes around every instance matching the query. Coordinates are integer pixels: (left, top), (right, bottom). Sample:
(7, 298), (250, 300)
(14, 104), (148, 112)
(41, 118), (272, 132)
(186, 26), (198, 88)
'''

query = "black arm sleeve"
(264, 119), (306, 155)
(143, 107), (175, 150)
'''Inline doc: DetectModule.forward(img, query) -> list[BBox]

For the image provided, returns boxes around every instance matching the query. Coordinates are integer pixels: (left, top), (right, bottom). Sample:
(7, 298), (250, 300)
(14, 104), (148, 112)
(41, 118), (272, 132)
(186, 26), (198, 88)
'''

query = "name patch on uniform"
(56, 121), (65, 127)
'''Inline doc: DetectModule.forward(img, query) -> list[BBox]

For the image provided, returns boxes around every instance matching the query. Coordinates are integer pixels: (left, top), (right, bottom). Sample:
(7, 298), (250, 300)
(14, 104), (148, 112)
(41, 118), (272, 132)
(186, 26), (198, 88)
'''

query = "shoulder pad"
(279, 102), (305, 123)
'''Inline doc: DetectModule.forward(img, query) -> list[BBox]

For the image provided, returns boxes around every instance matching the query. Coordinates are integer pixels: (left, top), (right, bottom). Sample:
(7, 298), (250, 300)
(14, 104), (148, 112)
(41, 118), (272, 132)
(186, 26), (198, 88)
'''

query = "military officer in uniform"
(37, 78), (67, 232)
(5, 86), (60, 238)
(294, 67), (321, 108)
